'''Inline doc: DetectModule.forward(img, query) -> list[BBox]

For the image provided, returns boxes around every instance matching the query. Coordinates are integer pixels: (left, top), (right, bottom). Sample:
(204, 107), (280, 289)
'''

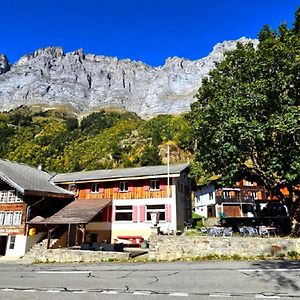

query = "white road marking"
(1, 288), (14, 291)
(255, 295), (280, 299)
(46, 290), (61, 293)
(239, 268), (300, 272)
(72, 291), (86, 294)
(37, 271), (91, 274)
(133, 291), (152, 295)
(169, 292), (189, 297)
(209, 294), (231, 298)
(23, 289), (36, 292)
(101, 290), (118, 294)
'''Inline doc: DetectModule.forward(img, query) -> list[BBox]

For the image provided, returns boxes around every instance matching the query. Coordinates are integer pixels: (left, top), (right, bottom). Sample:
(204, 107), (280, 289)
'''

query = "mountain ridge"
(0, 37), (258, 117)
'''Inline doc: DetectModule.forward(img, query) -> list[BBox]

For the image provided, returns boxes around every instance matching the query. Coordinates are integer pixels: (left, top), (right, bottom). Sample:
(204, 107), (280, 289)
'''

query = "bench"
(116, 236), (143, 247)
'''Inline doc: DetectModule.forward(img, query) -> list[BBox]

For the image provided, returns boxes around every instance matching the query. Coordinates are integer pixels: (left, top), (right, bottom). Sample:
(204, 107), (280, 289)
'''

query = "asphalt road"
(0, 260), (299, 299)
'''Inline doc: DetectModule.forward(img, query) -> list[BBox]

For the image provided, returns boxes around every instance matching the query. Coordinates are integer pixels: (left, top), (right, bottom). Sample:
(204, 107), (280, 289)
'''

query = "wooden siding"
(0, 202), (27, 235)
(77, 185), (172, 200)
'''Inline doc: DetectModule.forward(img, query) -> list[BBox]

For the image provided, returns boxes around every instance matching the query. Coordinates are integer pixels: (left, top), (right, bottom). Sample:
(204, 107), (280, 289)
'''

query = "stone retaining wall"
(27, 249), (130, 263)
(148, 234), (300, 261)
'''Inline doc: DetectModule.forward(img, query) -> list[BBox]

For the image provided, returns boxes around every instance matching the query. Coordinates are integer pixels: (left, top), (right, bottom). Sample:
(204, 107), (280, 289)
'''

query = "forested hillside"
(0, 106), (192, 173)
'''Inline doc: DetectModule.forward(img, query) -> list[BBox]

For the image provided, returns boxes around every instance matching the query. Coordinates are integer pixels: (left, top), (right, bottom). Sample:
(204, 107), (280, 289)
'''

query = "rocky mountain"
(0, 37), (257, 117)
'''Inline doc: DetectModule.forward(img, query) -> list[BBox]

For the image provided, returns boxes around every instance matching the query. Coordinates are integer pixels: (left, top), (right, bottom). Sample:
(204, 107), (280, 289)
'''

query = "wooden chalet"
(0, 159), (73, 256)
(30, 163), (191, 248)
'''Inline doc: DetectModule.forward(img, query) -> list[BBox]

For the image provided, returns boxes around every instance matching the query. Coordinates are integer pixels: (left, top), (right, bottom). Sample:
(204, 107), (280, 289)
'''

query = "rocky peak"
(0, 54), (10, 74)
(0, 38), (257, 117)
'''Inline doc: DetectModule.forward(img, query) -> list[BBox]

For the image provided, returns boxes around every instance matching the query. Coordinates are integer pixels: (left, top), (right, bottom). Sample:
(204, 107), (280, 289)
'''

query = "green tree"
(189, 12), (300, 200)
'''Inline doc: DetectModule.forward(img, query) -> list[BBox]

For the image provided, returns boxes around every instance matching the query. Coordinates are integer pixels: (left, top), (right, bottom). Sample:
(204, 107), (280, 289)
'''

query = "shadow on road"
(250, 260), (300, 292)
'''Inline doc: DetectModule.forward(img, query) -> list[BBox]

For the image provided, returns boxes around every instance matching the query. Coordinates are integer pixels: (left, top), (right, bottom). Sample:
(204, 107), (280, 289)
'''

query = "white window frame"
(4, 211), (13, 225)
(223, 191), (230, 199)
(13, 211), (22, 225)
(15, 192), (23, 202)
(115, 205), (132, 221)
(7, 190), (16, 203)
(0, 212), (4, 225)
(0, 191), (7, 203)
(9, 236), (16, 250)
(119, 181), (128, 192)
(150, 180), (160, 191)
(145, 204), (166, 222)
(91, 183), (99, 193)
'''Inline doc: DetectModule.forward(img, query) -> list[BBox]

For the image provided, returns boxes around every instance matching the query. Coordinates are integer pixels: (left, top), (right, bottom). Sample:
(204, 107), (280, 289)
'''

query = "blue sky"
(2, 0), (299, 66)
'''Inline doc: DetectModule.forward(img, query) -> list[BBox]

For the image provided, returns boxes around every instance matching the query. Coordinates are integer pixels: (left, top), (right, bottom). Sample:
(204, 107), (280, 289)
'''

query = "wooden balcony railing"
(78, 186), (172, 200)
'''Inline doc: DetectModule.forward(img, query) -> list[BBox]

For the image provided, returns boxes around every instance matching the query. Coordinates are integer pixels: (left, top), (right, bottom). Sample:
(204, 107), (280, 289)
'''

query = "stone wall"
(25, 249), (130, 263)
(148, 234), (300, 261)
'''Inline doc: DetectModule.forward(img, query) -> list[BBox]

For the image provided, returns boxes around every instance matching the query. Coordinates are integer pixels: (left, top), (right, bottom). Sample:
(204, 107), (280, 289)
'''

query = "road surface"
(0, 260), (299, 299)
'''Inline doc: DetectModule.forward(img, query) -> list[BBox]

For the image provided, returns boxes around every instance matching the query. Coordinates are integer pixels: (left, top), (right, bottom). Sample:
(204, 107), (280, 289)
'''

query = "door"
(0, 236), (8, 256)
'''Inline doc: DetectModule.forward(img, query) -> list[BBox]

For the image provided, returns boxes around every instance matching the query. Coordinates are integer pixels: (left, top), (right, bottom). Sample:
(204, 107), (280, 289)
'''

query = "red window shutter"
(139, 205), (145, 222)
(143, 185), (150, 191)
(160, 184), (166, 191)
(99, 188), (104, 193)
(166, 204), (171, 222)
(132, 205), (138, 223)
(128, 186), (134, 192)
(113, 187), (119, 193)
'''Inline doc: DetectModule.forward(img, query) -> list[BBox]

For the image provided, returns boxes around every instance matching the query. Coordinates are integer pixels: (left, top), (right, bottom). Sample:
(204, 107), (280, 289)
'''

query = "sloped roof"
(35, 199), (112, 224)
(0, 159), (73, 196)
(53, 163), (189, 183)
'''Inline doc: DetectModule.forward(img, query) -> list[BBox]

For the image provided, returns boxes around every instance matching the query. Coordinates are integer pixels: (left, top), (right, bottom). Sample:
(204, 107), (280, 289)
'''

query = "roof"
(32, 199), (112, 224)
(53, 163), (189, 183)
(0, 159), (73, 196)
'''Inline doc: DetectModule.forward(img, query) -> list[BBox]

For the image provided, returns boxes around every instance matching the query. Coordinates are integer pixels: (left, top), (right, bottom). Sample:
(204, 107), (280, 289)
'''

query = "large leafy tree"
(189, 9), (300, 199)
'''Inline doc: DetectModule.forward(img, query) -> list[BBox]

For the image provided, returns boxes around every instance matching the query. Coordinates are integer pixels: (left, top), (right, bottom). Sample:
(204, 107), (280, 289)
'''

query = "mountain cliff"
(0, 37), (257, 117)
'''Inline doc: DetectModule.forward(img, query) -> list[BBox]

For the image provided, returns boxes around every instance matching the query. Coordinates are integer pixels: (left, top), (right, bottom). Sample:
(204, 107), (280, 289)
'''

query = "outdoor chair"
(239, 226), (258, 237)
(259, 226), (270, 238)
(208, 227), (223, 237)
(223, 227), (233, 237)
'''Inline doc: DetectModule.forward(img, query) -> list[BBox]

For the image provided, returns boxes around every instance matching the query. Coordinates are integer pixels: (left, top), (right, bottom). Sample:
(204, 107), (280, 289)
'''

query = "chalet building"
(44, 163), (191, 247)
(195, 179), (271, 218)
(0, 159), (73, 257)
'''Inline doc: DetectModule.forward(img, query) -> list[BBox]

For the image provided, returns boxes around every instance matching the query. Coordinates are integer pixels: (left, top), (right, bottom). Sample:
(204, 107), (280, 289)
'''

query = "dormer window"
(91, 183), (99, 193)
(150, 180), (160, 191)
(119, 182), (128, 192)
(68, 184), (77, 193)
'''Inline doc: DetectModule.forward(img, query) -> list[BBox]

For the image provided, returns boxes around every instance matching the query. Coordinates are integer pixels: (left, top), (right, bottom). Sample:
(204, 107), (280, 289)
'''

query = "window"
(4, 212), (13, 225)
(252, 191), (258, 200)
(15, 192), (22, 202)
(68, 184), (77, 192)
(0, 212), (4, 225)
(119, 182), (128, 192)
(0, 191), (7, 203)
(91, 183), (99, 193)
(13, 211), (22, 225)
(146, 204), (166, 221)
(150, 180), (160, 191)
(9, 236), (16, 250)
(209, 192), (214, 200)
(7, 190), (15, 203)
(115, 205), (132, 221)
(223, 191), (230, 199)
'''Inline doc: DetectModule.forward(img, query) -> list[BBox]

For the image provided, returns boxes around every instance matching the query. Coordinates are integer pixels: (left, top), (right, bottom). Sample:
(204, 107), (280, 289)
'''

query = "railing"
(78, 186), (172, 200)
(216, 196), (256, 204)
